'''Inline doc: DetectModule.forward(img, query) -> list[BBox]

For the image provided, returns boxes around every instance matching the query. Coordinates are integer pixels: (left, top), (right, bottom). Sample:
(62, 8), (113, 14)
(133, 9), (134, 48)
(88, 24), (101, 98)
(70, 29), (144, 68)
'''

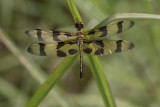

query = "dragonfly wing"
(25, 29), (77, 42)
(85, 20), (134, 39)
(83, 40), (134, 56)
(27, 41), (79, 57)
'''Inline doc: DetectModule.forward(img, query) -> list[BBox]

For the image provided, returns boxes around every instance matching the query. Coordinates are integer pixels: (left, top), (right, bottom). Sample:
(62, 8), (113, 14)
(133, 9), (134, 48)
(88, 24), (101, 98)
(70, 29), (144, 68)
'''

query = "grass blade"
(26, 1), (82, 106)
(0, 28), (46, 82)
(26, 55), (78, 107)
(96, 13), (160, 28)
(67, 0), (82, 22)
(67, 0), (115, 106)
(0, 28), (75, 106)
(87, 56), (116, 107)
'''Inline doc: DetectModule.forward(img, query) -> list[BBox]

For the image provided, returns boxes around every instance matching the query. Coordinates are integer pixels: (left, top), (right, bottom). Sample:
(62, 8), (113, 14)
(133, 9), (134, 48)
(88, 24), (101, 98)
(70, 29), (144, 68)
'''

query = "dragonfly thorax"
(75, 22), (84, 43)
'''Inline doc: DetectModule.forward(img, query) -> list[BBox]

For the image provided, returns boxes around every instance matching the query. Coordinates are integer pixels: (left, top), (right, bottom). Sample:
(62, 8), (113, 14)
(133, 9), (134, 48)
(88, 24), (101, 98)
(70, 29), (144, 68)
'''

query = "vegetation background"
(0, 0), (160, 106)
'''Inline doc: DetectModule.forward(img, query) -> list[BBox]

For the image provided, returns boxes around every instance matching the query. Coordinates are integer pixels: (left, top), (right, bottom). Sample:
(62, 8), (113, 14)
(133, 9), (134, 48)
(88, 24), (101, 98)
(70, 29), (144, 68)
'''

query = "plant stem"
(67, 0), (116, 106)
(96, 13), (160, 28)
(0, 28), (74, 107)
(87, 56), (116, 107)
(26, 55), (78, 107)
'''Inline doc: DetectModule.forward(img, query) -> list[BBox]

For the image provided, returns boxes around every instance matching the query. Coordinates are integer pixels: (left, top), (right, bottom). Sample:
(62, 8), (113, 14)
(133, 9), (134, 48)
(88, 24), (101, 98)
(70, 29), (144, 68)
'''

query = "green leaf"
(67, 0), (116, 107)
(87, 56), (116, 107)
(0, 28), (74, 107)
(26, 55), (78, 107)
(67, 0), (82, 22)
(95, 13), (160, 28)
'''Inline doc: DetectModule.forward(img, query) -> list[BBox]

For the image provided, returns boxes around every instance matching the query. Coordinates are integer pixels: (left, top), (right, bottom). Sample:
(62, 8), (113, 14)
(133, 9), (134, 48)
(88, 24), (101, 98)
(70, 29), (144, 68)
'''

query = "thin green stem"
(67, 0), (82, 22)
(96, 13), (160, 28)
(26, 55), (78, 107)
(0, 28), (74, 107)
(0, 28), (45, 82)
(87, 56), (115, 107)
(67, 0), (115, 106)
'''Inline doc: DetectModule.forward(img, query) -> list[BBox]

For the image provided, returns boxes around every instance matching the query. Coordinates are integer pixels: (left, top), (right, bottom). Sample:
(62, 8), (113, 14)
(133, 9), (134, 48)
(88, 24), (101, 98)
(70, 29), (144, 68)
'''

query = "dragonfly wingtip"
(129, 43), (134, 50)
(25, 30), (30, 36)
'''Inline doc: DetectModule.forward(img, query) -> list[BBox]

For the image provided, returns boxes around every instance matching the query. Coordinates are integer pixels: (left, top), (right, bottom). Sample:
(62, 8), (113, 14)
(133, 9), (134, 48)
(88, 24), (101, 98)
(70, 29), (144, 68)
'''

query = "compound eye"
(80, 23), (83, 28)
(75, 22), (84, 31)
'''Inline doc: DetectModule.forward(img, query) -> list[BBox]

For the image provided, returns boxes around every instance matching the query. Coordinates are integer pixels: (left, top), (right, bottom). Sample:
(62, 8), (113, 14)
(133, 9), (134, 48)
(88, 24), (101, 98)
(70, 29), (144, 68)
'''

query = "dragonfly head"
(75, 22), (84, 32)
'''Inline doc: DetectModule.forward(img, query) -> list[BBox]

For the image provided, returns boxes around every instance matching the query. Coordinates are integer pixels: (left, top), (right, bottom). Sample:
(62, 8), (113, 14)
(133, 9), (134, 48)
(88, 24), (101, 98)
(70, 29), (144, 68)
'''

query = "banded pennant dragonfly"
(25, 20), (134, 79)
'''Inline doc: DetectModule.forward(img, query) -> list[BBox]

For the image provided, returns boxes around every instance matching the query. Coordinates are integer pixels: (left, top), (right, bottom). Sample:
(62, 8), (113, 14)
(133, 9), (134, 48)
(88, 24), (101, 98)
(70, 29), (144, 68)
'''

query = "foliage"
(1, 0), (160, 106)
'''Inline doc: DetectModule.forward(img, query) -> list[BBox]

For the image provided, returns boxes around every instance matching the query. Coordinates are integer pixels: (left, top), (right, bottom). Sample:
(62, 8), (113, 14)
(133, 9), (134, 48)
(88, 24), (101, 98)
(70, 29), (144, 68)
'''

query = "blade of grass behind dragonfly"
(67, 0), (116, 107)
(0, 28), (75, 107)
(67, 0), (82, 22)
(26, 55), (78, 107)
(95, 13), (160, 28)
(95, 12), (160, 102)
(24, 0), (85, 106)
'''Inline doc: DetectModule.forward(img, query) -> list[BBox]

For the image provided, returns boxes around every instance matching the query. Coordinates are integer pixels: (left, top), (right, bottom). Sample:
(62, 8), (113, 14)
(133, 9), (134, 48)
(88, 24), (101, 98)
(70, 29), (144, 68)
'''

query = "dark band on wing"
(65, 33), (72, 37)
(68, 41), (77, 45)
(57, 42), (65, 49)
(115, 40), (123, 52)
(36, 29), (43, 41)
(95, 48), (104, 55)
(99, 26), (107, 37)
(57, 50), (66, 57)
(88, 30), (95, 35)
(53, 31), (60, 41)
(83, 48), (92, 54)
(95, 40), (104, 47)
(83, 40), (104, 48)
(39, 43), (46, 56)
(83, 41), (92, 44)
(68, 49), (78, 55)
(117, 21), (123, 33)
(57, 41), (77, 49)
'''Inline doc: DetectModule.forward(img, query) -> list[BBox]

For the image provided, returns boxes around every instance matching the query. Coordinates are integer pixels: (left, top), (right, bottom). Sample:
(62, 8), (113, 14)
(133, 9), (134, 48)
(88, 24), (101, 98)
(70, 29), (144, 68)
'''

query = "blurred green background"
(1, 0), (160, 107)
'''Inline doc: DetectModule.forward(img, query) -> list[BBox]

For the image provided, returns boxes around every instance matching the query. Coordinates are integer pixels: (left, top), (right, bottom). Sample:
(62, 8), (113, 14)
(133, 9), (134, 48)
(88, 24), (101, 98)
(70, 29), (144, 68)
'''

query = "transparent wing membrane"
(27, 41), (79, 57)
(25, 29), (77, 42)
(85, 20), (134, 39)
(83, 40), (134, 56)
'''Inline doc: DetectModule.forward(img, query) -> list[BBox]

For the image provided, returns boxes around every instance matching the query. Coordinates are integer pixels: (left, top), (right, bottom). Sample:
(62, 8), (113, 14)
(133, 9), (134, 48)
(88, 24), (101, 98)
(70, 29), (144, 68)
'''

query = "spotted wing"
(27, 41), (79, 57)
(83, 40), (134, 56)
(85, 20), (134, 39)
(25, 29), (77, 42)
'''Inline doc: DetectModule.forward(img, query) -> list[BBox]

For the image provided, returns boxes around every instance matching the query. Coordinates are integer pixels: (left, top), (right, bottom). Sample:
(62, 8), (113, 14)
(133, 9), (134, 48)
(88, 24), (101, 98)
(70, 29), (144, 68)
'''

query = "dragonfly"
(25, 20), (134, 80)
